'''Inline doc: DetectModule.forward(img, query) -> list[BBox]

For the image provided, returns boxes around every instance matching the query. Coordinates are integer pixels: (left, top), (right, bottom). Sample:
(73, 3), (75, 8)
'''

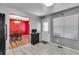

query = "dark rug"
(40, 41), (48, 44)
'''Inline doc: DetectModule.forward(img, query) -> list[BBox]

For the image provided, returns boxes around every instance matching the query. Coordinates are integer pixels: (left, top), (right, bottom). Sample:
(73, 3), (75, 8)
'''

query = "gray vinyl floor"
(6, 43), (79, 55)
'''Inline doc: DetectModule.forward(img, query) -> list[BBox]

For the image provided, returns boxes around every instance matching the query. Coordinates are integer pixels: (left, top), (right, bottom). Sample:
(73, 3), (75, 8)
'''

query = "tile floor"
(6, 43), (79, 55)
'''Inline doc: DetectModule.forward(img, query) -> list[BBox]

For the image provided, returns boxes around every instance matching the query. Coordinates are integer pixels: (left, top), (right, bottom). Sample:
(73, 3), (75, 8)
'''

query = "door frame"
(0, 13), (6, 55)
(41, 16), (51, 43)
(8, 14), (30, 49)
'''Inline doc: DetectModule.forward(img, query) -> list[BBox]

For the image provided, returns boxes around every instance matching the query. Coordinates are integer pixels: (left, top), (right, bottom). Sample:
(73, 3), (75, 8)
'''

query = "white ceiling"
(0, 3), (79, 16)
(0, 3), (53, 16)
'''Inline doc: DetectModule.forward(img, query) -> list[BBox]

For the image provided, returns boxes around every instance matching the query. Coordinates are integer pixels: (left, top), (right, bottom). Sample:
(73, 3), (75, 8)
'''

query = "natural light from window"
(43, 22), (48, 31)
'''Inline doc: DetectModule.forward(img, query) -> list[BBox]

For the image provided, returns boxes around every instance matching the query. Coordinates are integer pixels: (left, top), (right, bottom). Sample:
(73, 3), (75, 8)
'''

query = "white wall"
(0, 6), (41, 51)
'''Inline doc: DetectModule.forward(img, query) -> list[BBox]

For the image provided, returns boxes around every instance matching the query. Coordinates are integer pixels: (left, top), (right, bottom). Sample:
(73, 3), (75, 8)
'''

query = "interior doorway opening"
(9, 16), (30, 49)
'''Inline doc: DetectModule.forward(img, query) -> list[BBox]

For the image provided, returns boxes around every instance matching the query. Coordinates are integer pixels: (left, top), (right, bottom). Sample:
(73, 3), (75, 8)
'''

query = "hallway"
(6, 43), (79, 55)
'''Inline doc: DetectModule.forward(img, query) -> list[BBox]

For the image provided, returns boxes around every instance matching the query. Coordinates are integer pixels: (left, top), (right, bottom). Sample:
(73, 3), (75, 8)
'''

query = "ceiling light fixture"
(43, 3), (54, 7)
(14, 20), (21, 24)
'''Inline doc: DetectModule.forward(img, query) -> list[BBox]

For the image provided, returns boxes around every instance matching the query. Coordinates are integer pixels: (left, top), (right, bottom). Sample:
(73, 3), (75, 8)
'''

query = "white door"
(42, 17), (50, 42)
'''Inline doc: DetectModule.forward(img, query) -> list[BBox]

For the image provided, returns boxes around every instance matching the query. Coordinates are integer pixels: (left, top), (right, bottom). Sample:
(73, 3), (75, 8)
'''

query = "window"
(53, 17), (64, 37)
(53, 14), (78, 40)
(43, 22), (48, 31)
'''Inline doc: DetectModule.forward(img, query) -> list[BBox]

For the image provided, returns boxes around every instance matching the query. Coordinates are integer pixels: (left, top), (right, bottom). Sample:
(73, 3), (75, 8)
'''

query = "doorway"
(41, 17), (50, 42)
(9, 18), (30, 49)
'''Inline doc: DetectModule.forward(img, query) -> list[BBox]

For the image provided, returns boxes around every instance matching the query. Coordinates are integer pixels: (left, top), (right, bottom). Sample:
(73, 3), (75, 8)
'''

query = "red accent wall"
(10, 19), (29, 35)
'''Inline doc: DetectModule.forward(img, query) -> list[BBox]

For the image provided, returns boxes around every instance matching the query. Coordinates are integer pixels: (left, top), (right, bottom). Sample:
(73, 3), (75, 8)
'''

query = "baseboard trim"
(50, 43), (79, 53)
